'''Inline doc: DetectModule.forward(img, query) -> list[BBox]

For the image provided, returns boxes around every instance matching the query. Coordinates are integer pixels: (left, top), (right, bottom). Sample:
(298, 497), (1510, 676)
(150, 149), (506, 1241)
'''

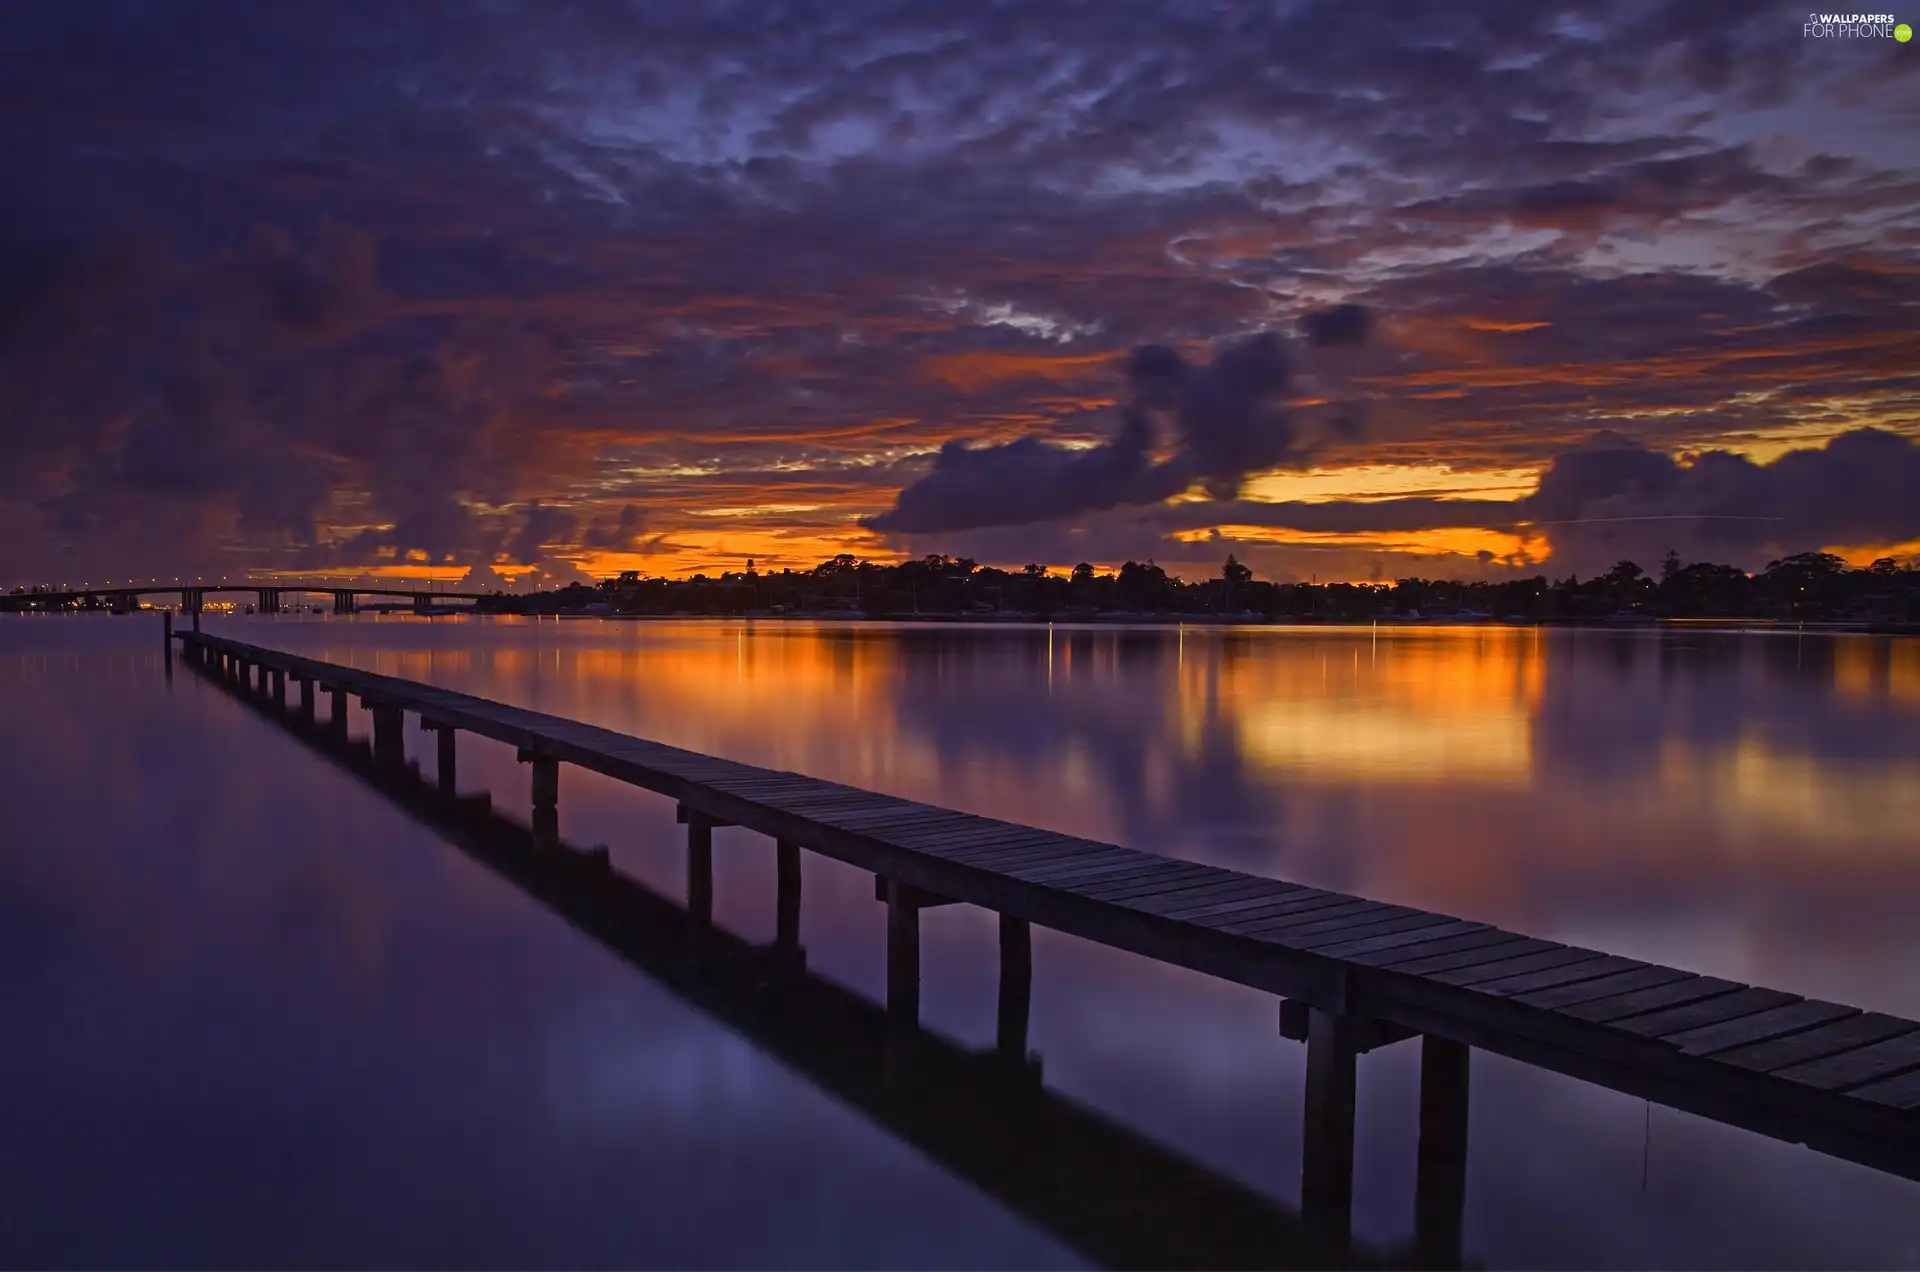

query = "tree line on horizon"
(473, 549), (1920, 624)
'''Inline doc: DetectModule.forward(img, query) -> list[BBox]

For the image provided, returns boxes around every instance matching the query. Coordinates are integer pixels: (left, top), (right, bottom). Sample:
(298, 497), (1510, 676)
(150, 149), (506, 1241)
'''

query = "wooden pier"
(239, 670), (1389, 1270)
(176, 630), (1920, 1251)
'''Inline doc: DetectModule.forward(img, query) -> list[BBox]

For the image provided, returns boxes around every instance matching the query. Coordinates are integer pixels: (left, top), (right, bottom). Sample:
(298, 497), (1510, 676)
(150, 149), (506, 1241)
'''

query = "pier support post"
(886, 880), (921, 1028)
(161, 611), (172, 676)
(997, 915), (1032, 1062)
(528, 754), (559, 850)
(685, 813), (714, 924)
(1414, 1036), (1471, 1269)
(269, 668), (286, 708)
(297, 676), (315, 723)
(329, 686), (349, 738)
(775, 839), (801, 954)
(370, 703), (405, 770)
(1301, 1007), (1359, 1239)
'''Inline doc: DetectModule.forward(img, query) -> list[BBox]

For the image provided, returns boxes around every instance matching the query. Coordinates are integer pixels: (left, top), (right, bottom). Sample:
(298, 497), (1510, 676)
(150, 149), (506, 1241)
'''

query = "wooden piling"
(998, 914), (1033, 1061)
(775, 838), (801, 952)
(1415, 1035), (1471, 1269)
(886, 879), (921, 1027)
(686, 813), (714, 923)
(1301, 1007), (1359, 1238)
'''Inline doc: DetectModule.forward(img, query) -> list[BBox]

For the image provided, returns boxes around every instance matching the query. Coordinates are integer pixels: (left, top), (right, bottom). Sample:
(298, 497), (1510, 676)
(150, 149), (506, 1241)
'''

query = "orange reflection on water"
(1212, 627), (1545, 786)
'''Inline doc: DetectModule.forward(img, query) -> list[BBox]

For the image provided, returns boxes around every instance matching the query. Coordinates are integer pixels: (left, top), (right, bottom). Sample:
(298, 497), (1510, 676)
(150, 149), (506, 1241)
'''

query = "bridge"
(2, 582), (490, 615)
(173, 627), (1920, 1258)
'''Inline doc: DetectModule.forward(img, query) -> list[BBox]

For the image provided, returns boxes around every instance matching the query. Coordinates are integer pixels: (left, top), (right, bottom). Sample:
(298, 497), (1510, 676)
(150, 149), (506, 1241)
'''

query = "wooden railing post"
(1415, 1036), (1471, 1269)
(1301, 1007), (1359, 1238)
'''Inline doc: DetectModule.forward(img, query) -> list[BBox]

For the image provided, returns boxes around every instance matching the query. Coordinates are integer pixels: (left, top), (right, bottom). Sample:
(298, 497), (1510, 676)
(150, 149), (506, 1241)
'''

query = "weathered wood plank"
(1511, 965), (1696, 1010)
(1157, 885), (1320, 922)
(1371, 934), (1553, 974)
(927, 834), (1087, 864)
(1771, 1031), (1920, 1092)
(1015, 860), (1180, 891)
(1009, 850), (1157, 881)
(1559, 977), (1746, 1025)
(1849, 1068), (1920, 1113)
(1105, 872), (1268, 906)
(1608, 988), (1802, 1040)
(1712, 1013), (1920, 1075)
(1221, 899), (1395, 937)
(1428, 947), (1611, 988)
(1122, 878), (1294, 916)
(1663, 1001), (1859, 1057)
(1070, 865), (1228, 900)
(1190, 892), (1358, 930)
(928, 840), (1096, 874)
(1473, 955), (1648, 998)
(1006, 856), (1156, 887)
(1287, 914), (1472, 953)
(1311, 920), (1491, 959)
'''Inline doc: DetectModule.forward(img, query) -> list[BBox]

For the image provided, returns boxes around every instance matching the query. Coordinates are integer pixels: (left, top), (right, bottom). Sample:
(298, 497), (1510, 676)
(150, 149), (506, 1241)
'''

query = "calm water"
(3, 615), (1919, 1268)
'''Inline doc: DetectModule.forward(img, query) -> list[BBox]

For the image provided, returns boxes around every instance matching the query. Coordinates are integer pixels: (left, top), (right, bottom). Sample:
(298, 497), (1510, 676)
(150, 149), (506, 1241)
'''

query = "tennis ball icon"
(1897, 22), (1913, 41)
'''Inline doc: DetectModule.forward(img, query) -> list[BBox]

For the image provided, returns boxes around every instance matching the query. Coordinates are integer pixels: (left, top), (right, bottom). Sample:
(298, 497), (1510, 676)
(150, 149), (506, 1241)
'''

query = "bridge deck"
(178, 630), (1920, 1185)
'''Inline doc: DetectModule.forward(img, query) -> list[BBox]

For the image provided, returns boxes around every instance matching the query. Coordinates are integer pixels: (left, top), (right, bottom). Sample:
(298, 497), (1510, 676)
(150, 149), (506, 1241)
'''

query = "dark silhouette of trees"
(24, 548), (1894, 624)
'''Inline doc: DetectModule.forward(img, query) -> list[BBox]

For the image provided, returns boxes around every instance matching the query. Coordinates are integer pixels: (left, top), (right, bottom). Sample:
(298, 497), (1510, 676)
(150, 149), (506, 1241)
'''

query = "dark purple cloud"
(0, 0), (1913, 583)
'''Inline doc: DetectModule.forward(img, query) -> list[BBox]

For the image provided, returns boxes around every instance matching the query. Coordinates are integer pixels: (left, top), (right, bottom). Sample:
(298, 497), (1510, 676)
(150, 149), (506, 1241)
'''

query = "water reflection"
(256, 620), (1920, 1006)
(5, 616), (1920, 1269)
(207, 662), (1386, 1270)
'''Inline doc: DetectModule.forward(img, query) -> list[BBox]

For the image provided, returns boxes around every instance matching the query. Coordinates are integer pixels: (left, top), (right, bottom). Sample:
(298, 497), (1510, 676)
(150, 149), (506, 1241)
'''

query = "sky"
(2, 0), (1918, 590)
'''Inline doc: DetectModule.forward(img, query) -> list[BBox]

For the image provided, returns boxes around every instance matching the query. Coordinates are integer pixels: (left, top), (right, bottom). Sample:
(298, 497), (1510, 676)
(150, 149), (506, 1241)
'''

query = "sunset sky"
(2, 1), (1917, 589)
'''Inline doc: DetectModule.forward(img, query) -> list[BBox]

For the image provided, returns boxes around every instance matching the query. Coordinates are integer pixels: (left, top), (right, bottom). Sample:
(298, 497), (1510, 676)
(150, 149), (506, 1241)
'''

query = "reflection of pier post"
(527, 752), (559, 851)
(997, 915), (1032, 1061)
(1301, 1007), (1358, 1237)
(422, 720), (456, 793)
(369, 702), (404, 769)
(1415, 1036), (1471, 1269)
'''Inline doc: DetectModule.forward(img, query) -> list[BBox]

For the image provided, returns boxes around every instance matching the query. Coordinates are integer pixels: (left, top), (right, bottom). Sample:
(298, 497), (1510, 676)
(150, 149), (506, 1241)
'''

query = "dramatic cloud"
(0, 0), (1914, 584)
(1520, 427), (1920, 575)
(866, 318), (1371, 534)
